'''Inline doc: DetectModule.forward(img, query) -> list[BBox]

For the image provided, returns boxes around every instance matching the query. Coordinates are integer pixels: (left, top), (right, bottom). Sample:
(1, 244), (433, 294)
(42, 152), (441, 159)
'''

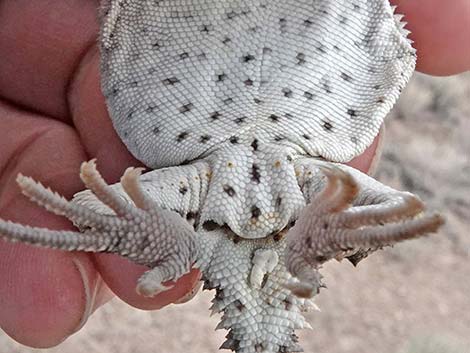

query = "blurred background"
(2, 72), (469, 353)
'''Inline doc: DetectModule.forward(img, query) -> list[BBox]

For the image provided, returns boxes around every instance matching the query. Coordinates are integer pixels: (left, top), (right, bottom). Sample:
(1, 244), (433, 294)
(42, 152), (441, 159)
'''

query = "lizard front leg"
(0, 160), (209, 297)
(285, 158), (444, 298)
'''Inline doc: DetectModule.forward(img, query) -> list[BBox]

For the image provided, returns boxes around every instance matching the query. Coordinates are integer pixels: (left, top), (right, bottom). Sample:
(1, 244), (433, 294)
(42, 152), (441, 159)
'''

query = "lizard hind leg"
(285, 161), (444, 298)
(0, 168), (117, 252)
(0, 160), (200, 297)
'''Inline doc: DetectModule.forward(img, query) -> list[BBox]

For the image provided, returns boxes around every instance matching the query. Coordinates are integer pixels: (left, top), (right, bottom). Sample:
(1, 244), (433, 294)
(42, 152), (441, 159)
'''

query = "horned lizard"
(0, 1), (444, 352)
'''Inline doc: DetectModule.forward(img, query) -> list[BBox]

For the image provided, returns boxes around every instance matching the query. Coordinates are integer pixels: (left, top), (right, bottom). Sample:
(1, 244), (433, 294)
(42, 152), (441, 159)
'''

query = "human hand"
(0, 0), (468, 349)
(0, 1), (202, 348)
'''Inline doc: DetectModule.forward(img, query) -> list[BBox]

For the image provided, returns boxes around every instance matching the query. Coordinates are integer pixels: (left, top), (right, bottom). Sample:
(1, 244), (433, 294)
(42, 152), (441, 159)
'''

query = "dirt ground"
(1, 72), (469, 353)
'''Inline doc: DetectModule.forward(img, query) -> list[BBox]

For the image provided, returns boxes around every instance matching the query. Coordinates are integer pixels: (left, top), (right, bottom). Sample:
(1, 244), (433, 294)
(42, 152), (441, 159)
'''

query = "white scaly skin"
(0, 1), (445, 352)
(0, 160), (443, 353)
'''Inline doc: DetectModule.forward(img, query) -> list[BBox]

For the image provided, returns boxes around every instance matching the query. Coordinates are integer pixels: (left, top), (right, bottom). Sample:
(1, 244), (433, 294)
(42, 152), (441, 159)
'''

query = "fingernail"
(71, 256), (98, 333)
(369, 125), (386, 175)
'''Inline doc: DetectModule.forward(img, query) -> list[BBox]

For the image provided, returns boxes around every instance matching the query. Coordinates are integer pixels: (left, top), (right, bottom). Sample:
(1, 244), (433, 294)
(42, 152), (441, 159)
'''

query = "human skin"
(0, 0), (469, 348)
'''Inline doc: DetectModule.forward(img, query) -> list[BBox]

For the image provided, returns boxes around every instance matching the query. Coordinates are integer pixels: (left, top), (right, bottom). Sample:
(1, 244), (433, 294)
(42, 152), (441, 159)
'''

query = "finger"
(346, 129), (382, 174)
(68, 47), (203, 309)
(392, 0), (470, 75)
(0, 102), (112, 347)
(94, 256), (202, 310)
(68, 47), (142, 182)
(0, 0), (99, 119)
